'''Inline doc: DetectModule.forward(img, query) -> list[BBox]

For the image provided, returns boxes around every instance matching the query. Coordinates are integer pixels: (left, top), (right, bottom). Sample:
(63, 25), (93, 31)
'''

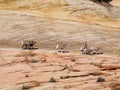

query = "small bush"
(49, 77), (57, 83)
(97, 77), (105, 82)
(90, 72), (100, 76)
(30, 59), (38, 63)
(71, 59), (76, 62)
(60, 76), (64, 79)
(29, 52), (37, 57)
(25, 74), (29, 77)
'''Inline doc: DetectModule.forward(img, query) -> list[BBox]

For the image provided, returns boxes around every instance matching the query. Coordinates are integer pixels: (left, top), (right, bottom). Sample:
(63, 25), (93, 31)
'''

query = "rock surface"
(0, 0), (119, 56)
(0, 49), (119, 90)
(0, 0), (119, 89)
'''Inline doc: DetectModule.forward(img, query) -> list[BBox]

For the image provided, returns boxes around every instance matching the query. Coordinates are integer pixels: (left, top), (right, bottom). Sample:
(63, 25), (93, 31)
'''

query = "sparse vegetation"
(49, 77), (57, 83)
(97, 77), (105, 82)
(0, 49), (120, 89)
(25, 74), (29, 78)
(70, 59), (76, 62)
(30, 59), (38, 63)
(21, 81), (40, 90)
(15, 51), (37, 57)
(15, 51), (37, 63)
(89, 72), (103, 76)
(0, 0), (120, 90)
(29, 53), (37, 57)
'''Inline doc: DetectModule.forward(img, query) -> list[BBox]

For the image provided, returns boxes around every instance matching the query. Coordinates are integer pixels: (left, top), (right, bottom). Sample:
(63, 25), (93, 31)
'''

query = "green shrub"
(49, 77), (57, 83)
(97, 77), (105, 82)
(30, 59), (38, 63)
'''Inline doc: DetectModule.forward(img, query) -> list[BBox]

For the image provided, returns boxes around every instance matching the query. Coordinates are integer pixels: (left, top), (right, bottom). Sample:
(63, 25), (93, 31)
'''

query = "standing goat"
(55, 44), (67, 53)
(21, 40), (36, 50)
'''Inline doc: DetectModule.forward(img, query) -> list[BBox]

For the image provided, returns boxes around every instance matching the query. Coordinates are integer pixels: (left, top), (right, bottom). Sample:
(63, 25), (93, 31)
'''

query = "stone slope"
(0, 0), (119, 55)
(0, 49), (120, 90)
(0, 10), (120, 56)
(0, 0), (120, 21)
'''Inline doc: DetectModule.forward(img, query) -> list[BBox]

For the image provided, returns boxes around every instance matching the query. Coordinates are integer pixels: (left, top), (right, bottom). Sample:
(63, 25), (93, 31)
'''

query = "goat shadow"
(58, 50), (69, 53)
(22, 48), (38, 50)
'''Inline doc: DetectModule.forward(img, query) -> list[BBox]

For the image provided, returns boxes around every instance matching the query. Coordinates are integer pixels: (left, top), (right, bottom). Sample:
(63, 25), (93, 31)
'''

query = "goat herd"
(21, 40), (103, 55)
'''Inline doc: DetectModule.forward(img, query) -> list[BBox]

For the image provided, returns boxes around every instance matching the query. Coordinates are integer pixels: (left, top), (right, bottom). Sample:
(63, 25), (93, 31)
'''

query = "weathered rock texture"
(0, 49), (119, 90)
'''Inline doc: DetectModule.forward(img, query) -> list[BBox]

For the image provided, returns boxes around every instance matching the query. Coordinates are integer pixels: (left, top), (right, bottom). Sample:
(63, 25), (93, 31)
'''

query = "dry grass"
(14, 51), (37, 63)
(15, 51), (37, 57)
